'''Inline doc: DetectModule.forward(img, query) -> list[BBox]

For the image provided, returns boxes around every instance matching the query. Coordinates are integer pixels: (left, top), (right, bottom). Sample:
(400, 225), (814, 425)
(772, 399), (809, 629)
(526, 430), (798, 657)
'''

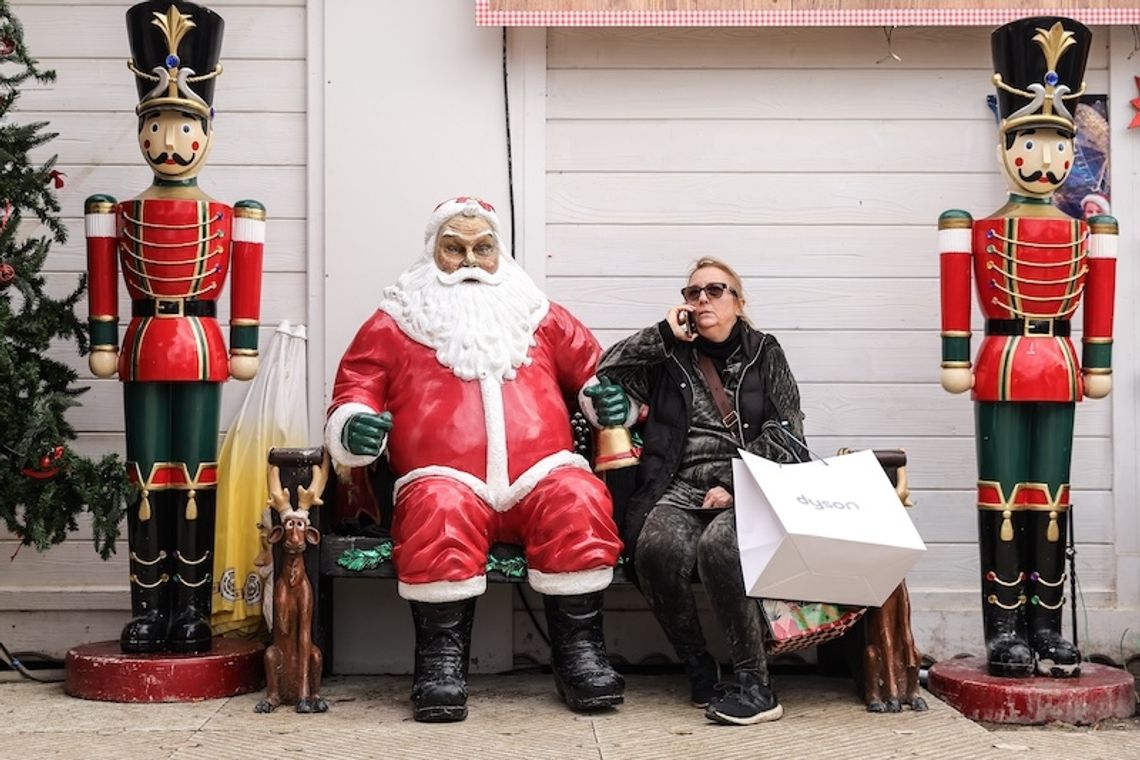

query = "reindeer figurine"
(861, 450), (927, 714)
(254, 448), (329, 714)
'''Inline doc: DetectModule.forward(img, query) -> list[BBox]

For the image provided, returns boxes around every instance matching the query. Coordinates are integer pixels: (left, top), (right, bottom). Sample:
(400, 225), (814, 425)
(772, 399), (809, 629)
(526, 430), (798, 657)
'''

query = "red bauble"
(21, 445), (65, 479)
(0, 262), (14, 287)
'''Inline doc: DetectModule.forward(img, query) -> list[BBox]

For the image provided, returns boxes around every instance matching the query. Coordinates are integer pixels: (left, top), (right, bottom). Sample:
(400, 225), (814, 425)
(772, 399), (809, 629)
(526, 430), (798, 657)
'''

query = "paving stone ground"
(0, 673), (1136, 759)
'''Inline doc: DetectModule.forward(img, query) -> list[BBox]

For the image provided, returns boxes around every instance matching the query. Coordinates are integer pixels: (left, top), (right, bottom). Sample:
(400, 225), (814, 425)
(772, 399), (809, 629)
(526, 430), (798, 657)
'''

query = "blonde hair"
(688, 256), (751, 326)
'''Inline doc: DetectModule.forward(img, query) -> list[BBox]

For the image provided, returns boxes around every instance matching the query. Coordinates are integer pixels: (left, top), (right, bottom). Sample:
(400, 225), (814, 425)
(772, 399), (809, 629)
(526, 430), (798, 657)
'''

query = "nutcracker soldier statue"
(939, 17), (1115, 679)
(85, 1), (264, 654)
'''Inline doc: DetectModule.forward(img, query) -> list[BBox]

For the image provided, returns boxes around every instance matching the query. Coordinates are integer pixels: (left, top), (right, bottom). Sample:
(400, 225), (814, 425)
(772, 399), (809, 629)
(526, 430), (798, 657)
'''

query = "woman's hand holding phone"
(667, 304), (698, 342)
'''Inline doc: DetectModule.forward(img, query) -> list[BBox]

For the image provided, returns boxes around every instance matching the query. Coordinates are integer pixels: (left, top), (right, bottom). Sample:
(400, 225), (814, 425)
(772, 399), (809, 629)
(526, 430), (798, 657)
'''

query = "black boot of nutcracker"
(121, 490), (175, 653)
(979, 509), (1034, 678)
(168, 488), (216, 654)
(1026, 509), (1081, 677)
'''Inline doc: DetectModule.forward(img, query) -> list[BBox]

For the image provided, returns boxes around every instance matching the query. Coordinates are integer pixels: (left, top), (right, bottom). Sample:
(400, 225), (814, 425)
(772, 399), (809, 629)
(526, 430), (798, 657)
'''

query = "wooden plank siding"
(2, 1), (308, 620)
(544, 26), (1117, 600)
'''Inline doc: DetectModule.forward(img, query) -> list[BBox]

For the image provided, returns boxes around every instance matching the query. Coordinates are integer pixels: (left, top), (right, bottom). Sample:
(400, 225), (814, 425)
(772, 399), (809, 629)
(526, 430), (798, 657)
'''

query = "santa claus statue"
(325, 197), (625, 722)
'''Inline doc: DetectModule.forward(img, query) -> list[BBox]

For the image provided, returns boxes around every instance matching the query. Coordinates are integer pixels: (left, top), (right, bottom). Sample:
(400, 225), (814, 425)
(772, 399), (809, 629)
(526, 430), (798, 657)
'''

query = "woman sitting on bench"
(589, 257), (808, 726)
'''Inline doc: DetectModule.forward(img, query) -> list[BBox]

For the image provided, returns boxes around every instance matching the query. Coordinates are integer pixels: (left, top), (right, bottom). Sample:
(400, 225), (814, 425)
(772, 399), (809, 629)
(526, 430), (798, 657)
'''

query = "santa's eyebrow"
(440, 230), (497, 241)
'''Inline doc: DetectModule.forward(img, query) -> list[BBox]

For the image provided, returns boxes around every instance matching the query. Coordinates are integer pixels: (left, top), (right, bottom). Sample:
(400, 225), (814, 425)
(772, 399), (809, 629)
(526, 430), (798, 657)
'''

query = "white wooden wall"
(4, 7), (1137, 664)
(1, 0), (308, 655)
(533, 25), (1138, 661)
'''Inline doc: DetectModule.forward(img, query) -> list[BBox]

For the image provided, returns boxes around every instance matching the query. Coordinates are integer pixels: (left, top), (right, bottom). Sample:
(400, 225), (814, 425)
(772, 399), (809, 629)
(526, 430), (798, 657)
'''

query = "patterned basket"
(762, 600), (866, 656)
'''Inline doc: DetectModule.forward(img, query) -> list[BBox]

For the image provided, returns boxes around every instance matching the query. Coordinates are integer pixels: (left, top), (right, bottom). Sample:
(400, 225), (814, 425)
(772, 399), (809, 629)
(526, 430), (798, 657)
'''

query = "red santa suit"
(325, 205), (620, 603)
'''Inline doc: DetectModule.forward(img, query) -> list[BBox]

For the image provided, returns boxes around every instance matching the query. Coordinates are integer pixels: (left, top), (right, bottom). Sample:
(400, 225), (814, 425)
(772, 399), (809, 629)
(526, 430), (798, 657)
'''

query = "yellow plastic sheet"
(211, 322), (310, 638)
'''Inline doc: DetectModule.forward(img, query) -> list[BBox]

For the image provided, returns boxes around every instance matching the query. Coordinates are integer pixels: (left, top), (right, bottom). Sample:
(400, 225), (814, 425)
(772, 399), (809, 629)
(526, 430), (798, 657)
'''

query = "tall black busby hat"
(991, 16), (1091, 135)
(126, 1), (224, 118)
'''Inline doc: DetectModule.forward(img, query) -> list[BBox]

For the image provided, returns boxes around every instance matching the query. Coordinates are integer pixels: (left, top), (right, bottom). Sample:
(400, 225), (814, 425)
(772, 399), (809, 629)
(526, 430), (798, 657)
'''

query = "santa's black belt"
(132, 299), (216, 318)
(985, 318), (1070, 337)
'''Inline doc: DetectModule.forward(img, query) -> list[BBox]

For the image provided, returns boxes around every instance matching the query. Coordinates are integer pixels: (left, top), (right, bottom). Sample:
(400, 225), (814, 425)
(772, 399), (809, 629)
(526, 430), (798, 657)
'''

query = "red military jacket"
(85, 194), (264, 382)
(939, 202), (1117, 402)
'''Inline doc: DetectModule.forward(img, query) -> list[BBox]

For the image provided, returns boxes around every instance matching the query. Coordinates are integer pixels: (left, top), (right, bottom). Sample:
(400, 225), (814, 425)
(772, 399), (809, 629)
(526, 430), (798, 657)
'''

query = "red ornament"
(0, 263), (14, 288)
(47, 170), (66, 189)
(21, 445), (65, 479)
(1129, 76), (1140, 129)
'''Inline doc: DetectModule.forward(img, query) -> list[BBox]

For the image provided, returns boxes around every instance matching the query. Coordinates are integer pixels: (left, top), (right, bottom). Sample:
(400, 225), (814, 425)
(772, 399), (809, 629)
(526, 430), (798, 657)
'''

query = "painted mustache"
(1019, 169), (1064, 184)
(147, 151), (195, 166)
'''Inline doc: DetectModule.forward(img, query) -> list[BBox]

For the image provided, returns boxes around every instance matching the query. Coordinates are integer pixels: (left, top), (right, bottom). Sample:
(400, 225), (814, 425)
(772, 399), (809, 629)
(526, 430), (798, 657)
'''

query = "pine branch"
(0, 0), (130, 559)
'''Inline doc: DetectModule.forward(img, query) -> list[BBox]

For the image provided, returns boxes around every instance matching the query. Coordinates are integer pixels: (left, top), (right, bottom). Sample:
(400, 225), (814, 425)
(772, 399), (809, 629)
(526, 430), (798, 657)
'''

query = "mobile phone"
(683, 311), (697, 335)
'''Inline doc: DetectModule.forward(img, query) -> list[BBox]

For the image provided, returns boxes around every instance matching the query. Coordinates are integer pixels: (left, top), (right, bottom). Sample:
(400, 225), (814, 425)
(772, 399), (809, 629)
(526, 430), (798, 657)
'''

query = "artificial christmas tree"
(0, 0), (131, 559)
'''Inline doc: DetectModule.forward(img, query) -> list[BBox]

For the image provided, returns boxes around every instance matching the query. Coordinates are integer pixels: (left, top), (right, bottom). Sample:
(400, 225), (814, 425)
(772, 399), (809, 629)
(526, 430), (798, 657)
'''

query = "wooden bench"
(303, 433), (913, 692)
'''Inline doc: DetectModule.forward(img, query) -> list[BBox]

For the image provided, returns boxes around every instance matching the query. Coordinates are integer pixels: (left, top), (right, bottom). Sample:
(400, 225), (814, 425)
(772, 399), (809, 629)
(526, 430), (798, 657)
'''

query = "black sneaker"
(684, 651), (722, 708)
(705, 671), (784, 726)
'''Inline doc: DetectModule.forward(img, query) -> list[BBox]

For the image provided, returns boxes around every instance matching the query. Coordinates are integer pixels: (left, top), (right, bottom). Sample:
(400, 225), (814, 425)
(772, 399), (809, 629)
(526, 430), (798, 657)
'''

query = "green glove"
(584, 377), (630, 427)
(342, 411), (393, 457)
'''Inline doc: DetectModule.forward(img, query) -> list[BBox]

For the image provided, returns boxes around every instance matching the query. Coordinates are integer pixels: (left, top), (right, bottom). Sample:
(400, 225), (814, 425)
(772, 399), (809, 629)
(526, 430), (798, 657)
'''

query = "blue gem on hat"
(1044, 71), (1059, 86)
(986, 229), (994, 239)
(209, 106), (215, 120)
(165, 54), (180, 69)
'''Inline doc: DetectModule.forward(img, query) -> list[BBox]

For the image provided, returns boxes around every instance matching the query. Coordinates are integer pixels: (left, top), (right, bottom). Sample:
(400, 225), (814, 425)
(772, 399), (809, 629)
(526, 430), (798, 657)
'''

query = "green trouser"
(975, 401), (1076, 674)
(121, 381), (220, 653)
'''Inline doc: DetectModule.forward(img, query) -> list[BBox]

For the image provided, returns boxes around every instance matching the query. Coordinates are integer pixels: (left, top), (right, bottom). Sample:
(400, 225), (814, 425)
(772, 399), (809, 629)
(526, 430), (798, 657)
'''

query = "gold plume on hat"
(1032, 21), (1077, 75)
(151, 5), (196, 58)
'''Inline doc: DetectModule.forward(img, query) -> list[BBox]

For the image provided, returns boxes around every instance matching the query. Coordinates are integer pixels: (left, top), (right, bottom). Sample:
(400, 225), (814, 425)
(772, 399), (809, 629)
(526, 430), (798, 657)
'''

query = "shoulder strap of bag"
(695, 352), (739, 429)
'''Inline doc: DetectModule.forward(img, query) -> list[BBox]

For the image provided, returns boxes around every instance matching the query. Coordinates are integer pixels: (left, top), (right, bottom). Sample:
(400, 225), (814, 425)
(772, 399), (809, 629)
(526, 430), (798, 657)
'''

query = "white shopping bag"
(734, 448), (926, 607)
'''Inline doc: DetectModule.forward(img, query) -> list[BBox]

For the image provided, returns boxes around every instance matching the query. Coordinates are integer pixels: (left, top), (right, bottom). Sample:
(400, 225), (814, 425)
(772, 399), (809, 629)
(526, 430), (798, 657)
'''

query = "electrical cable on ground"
(0, 640), (65, 683)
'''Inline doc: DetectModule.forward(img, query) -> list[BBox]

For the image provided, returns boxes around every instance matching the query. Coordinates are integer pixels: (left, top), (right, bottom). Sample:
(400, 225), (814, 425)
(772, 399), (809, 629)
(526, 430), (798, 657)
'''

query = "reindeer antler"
(896, 465), (915, 508)
(267, 464), (293, 515)
(297, 451), (330, 513)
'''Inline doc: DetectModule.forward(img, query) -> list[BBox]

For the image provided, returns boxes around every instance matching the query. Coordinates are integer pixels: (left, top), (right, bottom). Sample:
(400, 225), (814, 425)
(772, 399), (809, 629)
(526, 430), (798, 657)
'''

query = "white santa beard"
(379, 255), (550, 382)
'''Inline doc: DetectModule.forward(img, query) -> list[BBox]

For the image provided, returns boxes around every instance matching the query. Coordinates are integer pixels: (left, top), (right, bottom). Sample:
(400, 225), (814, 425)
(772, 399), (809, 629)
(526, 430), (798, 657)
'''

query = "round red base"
(927, 656), (1136, 725)
(65, 638), (265, 703)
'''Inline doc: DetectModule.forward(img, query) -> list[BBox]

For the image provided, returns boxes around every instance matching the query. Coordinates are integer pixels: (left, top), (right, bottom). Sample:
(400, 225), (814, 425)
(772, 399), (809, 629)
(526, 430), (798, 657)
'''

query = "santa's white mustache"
(436, 265), (504, 286)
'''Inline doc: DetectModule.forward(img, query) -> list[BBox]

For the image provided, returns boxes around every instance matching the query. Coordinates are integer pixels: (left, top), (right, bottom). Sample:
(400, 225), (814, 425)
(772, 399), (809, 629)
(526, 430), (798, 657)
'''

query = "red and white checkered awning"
(475, 2), (1140, 27)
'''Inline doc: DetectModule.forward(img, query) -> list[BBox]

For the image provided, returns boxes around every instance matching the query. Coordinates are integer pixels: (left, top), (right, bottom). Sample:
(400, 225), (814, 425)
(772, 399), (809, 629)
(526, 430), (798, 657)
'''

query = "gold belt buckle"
(1024, 318), (1053, 337)
(154, 298), (184, 318)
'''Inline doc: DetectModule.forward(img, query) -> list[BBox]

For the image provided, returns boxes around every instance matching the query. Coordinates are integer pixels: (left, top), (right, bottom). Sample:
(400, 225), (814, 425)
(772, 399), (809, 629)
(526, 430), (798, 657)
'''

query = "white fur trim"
(578, 376), (640, 429)
(1089, 231), (1117, 260)
(324, 402), (385, 468)
(85, 213), (116, 238)
(939, 227), (972, 254)
(393, 452), (590, 514)
(528, 566), (614, 596)
(394, 465), (493, 507)
(398, 575), (486, 602)
(233, 216), (266, 244)
(481, 377), (509, 494)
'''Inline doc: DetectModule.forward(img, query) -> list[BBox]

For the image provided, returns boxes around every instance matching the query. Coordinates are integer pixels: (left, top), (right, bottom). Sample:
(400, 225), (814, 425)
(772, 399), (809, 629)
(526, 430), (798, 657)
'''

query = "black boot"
(121, 488), (173, 654)
(979, 509), (1033, 677)
(684, 651), (722, 708)
(410, 598), (476, 722)
(544, 592), (624, 711)
(168, 488), (215, 654)
(705, 669), (783, 726)
(1027, 509), (1081, 678)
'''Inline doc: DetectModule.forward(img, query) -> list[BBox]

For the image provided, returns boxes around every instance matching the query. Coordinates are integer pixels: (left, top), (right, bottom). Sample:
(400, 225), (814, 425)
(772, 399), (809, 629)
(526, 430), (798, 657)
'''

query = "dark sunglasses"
(681, 282), (738, 303)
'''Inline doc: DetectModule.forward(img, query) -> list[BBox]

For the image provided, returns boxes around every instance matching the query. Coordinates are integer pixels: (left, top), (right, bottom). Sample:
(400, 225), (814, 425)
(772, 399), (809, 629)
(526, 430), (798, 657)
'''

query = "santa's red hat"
(423, 196), (502, 255)
(1079, 193), (1110, 215)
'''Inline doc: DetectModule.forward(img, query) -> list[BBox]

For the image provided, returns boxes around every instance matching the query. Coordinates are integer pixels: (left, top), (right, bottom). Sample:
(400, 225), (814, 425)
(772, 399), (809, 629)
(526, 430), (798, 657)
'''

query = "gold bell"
(594, 427), (639, 472)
